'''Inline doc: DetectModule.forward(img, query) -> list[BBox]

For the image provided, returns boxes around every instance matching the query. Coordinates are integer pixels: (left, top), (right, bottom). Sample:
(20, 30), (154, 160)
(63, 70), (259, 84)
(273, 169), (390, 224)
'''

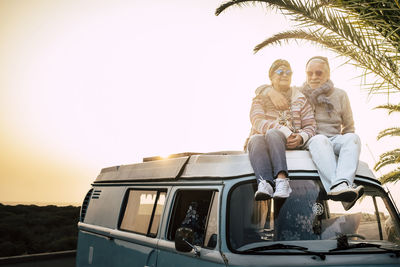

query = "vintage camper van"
(76, 151), (400, 266)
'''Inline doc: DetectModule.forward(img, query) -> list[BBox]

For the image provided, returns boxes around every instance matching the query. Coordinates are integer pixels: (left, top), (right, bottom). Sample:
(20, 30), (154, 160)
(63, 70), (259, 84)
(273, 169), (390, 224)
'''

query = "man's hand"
(286, 133), (303, 149)
(268, 88), (289, 110)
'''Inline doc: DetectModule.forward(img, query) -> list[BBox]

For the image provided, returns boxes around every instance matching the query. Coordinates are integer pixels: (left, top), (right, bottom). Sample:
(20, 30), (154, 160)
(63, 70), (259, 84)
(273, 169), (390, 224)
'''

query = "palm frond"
(215, 0), (400, 95)
(376, 127), (400, 140)
(374, 149), (400, 170)
(215, 0), (275, 16)
(327, 0), (400, 51)
(374, 104), (400, 114)
(254, 29), (400, 92)
(396, 0), (400, 9)
(378, 168), (400, 184)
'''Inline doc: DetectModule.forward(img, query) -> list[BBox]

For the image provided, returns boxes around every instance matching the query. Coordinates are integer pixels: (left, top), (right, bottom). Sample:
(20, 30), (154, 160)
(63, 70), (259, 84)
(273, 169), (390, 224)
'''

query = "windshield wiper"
(330, 234), (400, 256)
(330, 242), (400, 256)
(242, 243), (326, 260)
(330, 242), (381, 252)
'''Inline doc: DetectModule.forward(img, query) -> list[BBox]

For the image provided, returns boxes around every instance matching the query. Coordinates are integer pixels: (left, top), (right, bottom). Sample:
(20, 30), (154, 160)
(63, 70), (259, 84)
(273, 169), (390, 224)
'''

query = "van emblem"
(312, 203), (324, 216)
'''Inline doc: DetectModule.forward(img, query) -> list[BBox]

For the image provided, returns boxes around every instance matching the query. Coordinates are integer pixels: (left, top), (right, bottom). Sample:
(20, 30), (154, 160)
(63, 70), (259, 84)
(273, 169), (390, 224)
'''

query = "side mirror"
(206, 233), (217, 249)
(175, 227), (194, 252)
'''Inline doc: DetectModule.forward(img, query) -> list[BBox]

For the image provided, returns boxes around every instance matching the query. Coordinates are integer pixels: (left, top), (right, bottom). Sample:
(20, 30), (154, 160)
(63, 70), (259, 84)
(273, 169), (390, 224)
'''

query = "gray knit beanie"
(306, 56), (330, 72)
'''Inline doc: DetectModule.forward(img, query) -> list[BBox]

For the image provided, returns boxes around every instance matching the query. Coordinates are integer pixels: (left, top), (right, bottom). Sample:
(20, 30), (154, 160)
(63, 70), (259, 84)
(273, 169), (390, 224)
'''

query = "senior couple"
(248, 56), (363, 208)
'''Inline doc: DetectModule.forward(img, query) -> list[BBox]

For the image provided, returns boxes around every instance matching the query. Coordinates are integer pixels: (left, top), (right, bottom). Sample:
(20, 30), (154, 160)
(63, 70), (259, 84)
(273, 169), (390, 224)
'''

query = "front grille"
(80, 188), (93, 222)
(92, 189), (102, 199)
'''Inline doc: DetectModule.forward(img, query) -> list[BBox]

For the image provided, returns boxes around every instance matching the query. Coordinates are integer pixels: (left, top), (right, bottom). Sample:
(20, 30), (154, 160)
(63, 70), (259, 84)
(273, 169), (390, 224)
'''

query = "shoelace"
(261, 182), (272, 193)
(275, 180), (288, 192)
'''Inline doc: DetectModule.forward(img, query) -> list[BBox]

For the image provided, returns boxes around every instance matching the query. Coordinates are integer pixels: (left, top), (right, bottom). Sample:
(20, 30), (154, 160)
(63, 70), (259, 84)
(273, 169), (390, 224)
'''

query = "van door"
(157, 187), (226, 267)
(110, 188), (167, 267)
(77, 186), (127, 267)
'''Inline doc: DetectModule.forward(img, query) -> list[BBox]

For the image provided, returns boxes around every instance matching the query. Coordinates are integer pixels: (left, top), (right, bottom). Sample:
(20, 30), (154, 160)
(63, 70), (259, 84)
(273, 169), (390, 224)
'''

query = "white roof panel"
(94, 150), (376, 182)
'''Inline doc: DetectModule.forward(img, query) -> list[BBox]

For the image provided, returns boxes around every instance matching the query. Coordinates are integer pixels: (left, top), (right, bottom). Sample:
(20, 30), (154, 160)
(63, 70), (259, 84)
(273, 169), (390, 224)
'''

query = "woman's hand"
(286, 133), (303, 149)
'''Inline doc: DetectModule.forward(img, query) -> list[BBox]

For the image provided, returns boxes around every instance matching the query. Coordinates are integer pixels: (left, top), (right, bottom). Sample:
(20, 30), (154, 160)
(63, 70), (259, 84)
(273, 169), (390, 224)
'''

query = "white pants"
(307, 133), (361, 193)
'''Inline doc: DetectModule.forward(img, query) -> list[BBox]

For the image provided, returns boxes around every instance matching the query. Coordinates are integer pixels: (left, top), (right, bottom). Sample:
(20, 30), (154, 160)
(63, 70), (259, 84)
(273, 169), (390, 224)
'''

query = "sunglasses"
(275, 69), (292, 76)
(307, 70), (323, 77)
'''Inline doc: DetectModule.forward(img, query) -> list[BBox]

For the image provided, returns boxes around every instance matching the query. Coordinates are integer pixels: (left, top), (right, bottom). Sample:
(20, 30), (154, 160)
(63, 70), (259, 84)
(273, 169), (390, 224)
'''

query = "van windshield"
(228, 179), (400, 251)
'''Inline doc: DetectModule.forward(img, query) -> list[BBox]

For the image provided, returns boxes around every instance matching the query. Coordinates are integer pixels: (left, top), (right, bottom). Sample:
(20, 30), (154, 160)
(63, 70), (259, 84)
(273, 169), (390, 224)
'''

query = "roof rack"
(95, 150), (376, 183)
(142, 151), (244, 162)
(143, 152), (203, 162)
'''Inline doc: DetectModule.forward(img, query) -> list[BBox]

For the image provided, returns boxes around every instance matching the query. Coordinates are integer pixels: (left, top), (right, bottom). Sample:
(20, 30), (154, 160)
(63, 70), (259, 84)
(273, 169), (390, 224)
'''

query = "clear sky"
(0, 0), (399, 206)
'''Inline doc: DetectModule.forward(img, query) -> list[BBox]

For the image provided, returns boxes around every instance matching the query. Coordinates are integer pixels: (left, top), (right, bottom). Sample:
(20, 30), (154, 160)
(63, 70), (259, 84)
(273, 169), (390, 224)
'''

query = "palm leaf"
(215, 0), (277, 16)
(376, 127), (400, 140)
(374, 104), (400, 114)
(216, 0), (400, 95)
(326, 0), (400, 50)
(379, 168), (400, 184)
(374, 149), (400, 170)
(253, 29), (400, 92)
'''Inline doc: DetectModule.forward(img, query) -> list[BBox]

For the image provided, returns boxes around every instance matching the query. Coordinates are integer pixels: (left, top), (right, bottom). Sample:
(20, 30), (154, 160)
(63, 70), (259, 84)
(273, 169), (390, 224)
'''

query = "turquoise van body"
(76, 151), (400, 266)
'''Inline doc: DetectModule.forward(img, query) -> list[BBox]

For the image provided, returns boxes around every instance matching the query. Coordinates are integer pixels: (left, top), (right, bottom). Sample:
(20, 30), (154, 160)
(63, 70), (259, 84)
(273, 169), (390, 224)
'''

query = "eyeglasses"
(275, 69), (292, 76)
(307, 70), (323, 77)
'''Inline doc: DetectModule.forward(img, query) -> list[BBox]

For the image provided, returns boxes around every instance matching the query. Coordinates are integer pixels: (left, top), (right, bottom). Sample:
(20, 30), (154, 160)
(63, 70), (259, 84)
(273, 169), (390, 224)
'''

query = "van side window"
(168, 190), (218, 249)
(120, 189), (166, 237)
(204, 191), (219, 249)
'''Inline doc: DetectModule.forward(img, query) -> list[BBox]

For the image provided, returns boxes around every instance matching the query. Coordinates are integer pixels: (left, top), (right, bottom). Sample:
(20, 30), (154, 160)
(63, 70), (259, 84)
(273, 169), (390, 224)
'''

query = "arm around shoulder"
(298, 98), (316, 144)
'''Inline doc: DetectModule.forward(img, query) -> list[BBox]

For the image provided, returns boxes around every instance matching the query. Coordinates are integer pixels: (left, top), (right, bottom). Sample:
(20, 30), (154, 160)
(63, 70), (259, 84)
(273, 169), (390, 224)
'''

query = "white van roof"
(94, 150), (376, 183)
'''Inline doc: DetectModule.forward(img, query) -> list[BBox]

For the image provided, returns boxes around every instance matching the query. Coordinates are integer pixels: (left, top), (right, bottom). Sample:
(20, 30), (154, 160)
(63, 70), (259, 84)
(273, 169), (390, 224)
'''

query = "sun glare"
(0, 0), (399, 206)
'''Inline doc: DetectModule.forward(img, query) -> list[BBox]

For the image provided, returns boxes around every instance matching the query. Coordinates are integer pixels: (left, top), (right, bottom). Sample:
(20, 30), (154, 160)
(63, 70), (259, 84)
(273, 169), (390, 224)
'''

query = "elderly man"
(248, 59), (316, 200)
(267, 56), (364, 206)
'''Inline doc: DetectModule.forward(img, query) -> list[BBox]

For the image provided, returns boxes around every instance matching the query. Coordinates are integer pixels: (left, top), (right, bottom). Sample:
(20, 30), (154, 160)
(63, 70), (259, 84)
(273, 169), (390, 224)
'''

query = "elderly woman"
(248, 59), (316, 201)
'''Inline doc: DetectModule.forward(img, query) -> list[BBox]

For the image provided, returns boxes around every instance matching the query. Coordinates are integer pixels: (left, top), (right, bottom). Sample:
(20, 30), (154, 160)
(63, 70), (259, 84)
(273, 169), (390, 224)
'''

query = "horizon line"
(1, 201), (81, 207)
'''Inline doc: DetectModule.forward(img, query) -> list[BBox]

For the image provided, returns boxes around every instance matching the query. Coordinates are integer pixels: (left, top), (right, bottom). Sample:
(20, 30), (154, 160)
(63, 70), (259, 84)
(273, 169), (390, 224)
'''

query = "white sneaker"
(327, 182), (362, 202)
(341, 185), (365, 211)
(254, 180), (273, 201)
(273, 178), (292, 198)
